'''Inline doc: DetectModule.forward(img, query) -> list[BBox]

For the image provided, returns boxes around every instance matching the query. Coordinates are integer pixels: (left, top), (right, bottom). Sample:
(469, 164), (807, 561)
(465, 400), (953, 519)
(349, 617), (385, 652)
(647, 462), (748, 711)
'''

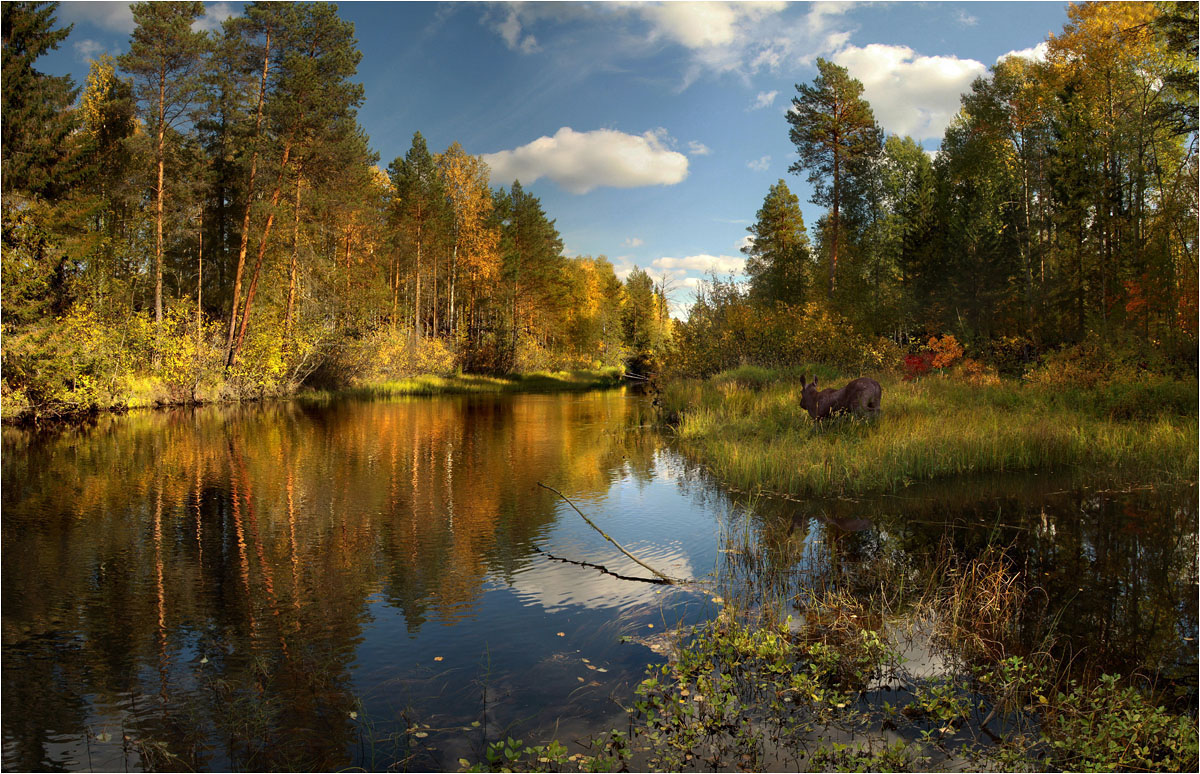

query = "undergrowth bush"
(674, 296), (901, 378)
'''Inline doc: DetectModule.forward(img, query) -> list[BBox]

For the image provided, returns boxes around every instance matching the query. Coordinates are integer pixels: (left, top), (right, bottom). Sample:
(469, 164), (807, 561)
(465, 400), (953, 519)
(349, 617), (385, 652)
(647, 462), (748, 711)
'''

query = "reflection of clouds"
(505, 543), (698, 613)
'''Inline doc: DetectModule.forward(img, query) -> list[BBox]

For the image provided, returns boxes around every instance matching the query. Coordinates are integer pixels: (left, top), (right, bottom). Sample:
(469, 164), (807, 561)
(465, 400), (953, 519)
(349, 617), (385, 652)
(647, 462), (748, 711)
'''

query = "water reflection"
(738, 473), (1198, 695)
(3, 396), (1195, 771)
(2, 393), (708, 771)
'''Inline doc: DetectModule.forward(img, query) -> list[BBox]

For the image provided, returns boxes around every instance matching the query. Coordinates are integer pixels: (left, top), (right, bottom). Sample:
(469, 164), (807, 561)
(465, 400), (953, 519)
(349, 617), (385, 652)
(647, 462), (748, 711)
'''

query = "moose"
(799, 375), (883, 420)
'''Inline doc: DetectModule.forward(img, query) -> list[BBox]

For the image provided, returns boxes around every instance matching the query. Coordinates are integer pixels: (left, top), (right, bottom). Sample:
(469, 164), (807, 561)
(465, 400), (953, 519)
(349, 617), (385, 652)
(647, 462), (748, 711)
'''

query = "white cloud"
(750, 90), (778, 109)
(623, 237), (644, 248)
(747, 155), (771, 172)
(61, 2), (135, 34)
(193, 3), (237, 33)
(687, 140), (712, 156)
(639, 2), (785, 50)
(481, 127), (689, 195)
(653, 254), (746, 276)
(480, 2), (857, 90)
(74, 39), (107, 62)
(997, 42), (1049, 65)
(736, 234), (755, 253)
(495, 6), (540, 53)
(833, 44), (986, 140)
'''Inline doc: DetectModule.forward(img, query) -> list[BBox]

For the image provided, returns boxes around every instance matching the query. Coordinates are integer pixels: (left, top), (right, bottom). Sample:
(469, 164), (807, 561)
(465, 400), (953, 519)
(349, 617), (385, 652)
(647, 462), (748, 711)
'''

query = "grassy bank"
(1, 368), (626, 424)
(301, 367), (625, 401)
(656, 366), (1198, 497)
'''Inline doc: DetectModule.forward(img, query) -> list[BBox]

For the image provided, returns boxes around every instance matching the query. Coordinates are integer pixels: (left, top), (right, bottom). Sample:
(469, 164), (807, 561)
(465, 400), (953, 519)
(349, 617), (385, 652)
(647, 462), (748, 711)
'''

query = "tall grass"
(660, 370), (1197, 497)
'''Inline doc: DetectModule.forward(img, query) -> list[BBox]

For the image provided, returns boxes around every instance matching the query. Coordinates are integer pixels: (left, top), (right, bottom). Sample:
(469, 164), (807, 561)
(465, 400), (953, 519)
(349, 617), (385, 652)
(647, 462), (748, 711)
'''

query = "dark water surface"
(3, 391), (1196, 771)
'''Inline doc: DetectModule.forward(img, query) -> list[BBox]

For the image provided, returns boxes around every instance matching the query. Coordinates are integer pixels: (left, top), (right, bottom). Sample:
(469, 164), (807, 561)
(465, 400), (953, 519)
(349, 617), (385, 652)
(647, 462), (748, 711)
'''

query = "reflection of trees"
(1, 392), (655, 769)
(724, 472), (1198, 692)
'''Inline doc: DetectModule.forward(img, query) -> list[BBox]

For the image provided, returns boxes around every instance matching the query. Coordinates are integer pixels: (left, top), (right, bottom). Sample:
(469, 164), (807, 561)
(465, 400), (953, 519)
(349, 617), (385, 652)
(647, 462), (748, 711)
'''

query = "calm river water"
(3, 390), (1196, 771)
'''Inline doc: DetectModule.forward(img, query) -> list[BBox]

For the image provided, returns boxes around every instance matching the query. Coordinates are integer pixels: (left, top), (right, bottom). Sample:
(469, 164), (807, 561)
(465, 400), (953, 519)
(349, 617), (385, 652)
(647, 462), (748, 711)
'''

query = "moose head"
(799, 374), (821, 419)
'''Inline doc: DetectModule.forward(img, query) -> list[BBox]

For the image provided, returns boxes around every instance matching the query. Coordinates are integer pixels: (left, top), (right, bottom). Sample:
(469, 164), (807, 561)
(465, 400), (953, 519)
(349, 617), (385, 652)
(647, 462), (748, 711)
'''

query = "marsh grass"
(660, 369), (1197, 497)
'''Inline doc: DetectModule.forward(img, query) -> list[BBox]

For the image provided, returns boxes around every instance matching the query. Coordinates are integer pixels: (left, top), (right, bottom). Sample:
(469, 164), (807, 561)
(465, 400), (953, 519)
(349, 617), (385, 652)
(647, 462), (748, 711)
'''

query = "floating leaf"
(414, 731), (429, 738)
(647, 623), (654, 628)
(581, 658), (590, 664)
(459, 759), (470, 767)
(577, 677), (585, 682)
(349, 711), (358, 720)
(556, 632), (565, 637)
(596, 667), (608, 673)
(471, 720), (482, 727)
(434, 656), (444, 662)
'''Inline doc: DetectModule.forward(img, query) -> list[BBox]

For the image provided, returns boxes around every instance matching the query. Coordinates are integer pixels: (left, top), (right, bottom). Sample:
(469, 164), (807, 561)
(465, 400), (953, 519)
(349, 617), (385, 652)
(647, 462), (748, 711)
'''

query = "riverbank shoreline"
(655, 366), (1199, 497)
(0, 367), (627, 426)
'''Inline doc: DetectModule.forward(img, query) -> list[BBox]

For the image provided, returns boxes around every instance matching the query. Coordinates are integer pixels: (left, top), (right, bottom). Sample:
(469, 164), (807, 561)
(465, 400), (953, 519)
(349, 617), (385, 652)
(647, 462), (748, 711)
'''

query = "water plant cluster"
(462, 544), (1198, 773)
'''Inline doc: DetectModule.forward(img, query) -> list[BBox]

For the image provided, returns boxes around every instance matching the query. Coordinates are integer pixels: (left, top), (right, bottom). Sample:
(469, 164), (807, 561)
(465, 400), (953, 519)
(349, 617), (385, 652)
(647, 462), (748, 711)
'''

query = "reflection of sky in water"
(3, 394), (1195, 772)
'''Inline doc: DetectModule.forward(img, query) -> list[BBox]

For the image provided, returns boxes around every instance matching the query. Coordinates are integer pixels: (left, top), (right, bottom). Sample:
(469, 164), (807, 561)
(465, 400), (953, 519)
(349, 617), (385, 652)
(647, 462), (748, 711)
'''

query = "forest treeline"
(681, 1), (1197, 379)
(2, 1), (1196, 420)
(2, 1), (674, 418)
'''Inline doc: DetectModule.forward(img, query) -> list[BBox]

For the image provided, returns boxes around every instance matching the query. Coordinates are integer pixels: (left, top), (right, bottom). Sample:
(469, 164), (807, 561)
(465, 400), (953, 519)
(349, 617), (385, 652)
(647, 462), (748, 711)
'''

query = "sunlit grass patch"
(660, 368), (1197, 496)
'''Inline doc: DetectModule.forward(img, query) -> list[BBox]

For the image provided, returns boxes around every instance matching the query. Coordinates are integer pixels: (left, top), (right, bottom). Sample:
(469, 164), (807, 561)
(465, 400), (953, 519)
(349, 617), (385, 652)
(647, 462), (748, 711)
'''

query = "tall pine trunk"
(231, 141), (292, 366)
(225, 30), (271, 366)
(155, 68), (165, 328)
(285, 172), (301, 335)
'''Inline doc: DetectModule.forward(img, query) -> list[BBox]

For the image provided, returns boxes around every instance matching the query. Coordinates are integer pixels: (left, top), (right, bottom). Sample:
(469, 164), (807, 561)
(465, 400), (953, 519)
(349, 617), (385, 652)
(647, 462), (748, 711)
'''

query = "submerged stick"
(537, 481), (678, 584)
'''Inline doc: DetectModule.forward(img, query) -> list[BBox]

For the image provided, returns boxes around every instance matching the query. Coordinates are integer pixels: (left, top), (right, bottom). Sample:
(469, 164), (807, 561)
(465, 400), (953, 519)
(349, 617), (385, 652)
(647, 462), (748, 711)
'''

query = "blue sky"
(45, 1), (1069, 313)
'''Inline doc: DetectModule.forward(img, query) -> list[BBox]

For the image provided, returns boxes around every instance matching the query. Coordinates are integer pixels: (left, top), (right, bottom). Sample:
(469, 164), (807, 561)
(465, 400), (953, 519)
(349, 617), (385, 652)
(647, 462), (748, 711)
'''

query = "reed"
(660, 369), (1197, 497)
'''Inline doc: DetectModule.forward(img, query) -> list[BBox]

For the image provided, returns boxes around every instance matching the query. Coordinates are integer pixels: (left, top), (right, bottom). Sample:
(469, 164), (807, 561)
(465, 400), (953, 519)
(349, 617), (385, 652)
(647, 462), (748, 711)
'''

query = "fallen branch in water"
(537, 481), (680, 584)
(529, 544), (671, 585)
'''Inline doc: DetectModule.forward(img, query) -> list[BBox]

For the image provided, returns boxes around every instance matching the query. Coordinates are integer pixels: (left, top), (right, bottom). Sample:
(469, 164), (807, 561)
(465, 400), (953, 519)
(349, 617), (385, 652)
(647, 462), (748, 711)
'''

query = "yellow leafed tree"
(436, 143), (500, 338)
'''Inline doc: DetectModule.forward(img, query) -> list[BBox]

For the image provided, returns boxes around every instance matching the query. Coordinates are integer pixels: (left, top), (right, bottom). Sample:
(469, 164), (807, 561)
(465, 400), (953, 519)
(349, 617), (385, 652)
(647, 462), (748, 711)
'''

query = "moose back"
(799, 376), (882, 420)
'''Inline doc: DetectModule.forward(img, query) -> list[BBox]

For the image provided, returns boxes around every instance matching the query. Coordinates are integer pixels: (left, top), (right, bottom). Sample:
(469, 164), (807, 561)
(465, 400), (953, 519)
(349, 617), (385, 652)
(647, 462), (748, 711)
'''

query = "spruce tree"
(743, 180), (811, 306)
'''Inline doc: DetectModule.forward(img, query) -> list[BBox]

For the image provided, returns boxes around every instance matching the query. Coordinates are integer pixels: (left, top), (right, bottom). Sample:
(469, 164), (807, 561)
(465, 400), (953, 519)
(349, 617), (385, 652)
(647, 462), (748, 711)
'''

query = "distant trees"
(678, 1), (1196, 380)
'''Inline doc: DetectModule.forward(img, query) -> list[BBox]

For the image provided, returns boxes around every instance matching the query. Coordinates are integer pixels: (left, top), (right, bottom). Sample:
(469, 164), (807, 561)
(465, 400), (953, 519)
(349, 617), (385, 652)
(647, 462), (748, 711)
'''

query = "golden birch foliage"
(436, 142), (500, 286)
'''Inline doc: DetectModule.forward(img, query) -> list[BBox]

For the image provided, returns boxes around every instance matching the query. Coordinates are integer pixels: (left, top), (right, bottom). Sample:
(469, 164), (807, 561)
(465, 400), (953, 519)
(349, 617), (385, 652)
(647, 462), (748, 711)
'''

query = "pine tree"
(495, 180), (564, 350)
(228, 1), (365, 366)
(119, 1), (209, 328)
(787, 58), (882, 298)
(388, 131), (447, 339)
